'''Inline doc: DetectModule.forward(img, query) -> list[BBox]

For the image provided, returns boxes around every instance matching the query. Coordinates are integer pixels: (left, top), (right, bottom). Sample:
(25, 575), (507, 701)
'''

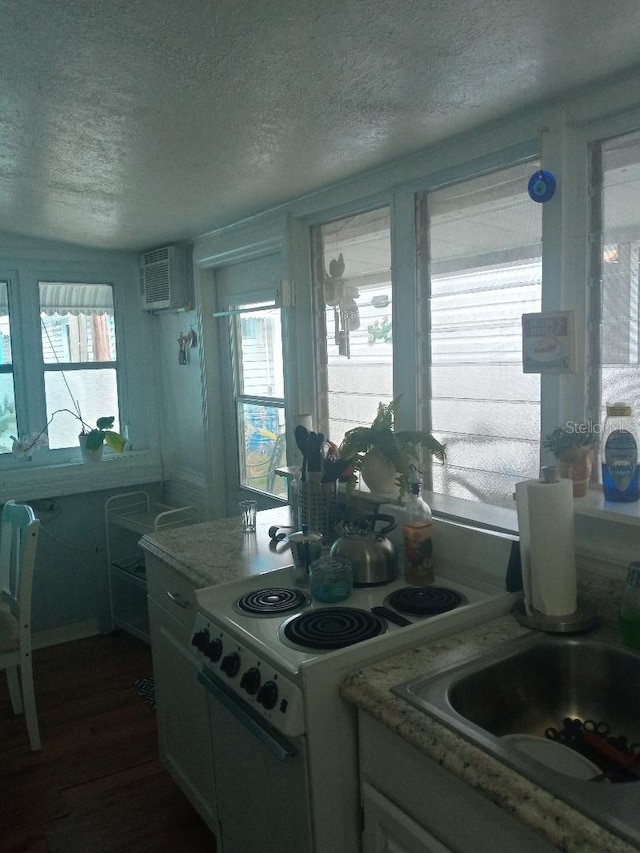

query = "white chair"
(0, 501), (41, 750)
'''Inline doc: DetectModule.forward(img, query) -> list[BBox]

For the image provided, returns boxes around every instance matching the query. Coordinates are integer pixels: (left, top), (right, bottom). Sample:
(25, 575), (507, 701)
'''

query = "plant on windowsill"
(12, 409), (126, 463)
(542, 423), (598, 497)
(337, 398), (446, 502)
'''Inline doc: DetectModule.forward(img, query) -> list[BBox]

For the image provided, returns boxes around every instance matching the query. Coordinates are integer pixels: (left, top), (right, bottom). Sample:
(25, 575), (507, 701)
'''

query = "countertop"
(139, 505), (295, 587)
(341, 614), (637, 853)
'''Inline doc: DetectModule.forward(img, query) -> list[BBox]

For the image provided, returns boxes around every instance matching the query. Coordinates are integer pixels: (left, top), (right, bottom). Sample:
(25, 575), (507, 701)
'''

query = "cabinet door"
(148, 598), (218, 834)
(362, 783), (453, 853)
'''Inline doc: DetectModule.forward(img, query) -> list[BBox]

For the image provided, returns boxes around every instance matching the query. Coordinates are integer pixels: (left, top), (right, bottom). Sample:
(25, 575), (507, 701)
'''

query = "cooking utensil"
(330, 514), (398, 586)
(306, 432), (323, 482)
(321, 456), (352, 482)
(295, 425), (309, 481)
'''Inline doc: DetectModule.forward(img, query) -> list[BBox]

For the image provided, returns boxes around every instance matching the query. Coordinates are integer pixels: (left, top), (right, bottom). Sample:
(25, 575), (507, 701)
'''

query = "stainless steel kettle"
(330, 514), (398, 586)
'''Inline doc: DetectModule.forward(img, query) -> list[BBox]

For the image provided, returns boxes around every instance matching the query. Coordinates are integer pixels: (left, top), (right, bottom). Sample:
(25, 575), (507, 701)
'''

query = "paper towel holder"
(514, 601), (598, 633)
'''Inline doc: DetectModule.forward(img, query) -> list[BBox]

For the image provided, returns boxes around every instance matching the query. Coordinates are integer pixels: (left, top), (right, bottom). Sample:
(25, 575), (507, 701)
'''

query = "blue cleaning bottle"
(601, 402), (640, 502)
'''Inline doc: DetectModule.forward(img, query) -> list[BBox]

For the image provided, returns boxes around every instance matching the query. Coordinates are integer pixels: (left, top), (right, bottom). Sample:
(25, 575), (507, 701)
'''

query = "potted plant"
(12, 409), (126, 463)
(78, 416), (126, 462)
(542, 423), (598, 497)
(337, 398), (445, 501)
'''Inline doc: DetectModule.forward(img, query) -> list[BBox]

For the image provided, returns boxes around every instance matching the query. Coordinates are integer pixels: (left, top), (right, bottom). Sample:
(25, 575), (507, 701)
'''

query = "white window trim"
(0, 257), (160, 490)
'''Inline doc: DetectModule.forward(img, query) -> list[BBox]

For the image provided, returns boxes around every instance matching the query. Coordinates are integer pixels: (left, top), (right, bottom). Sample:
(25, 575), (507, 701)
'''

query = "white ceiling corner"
(1, 0), (640, 251)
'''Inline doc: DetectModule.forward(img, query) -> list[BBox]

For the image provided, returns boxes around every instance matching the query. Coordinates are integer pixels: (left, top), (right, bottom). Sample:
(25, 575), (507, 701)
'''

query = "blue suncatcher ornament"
(528, 169), (556, 203)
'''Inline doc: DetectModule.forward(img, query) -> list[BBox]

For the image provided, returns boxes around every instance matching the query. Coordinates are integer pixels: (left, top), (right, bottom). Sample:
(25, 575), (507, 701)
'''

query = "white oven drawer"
(146, 552), (198, 629)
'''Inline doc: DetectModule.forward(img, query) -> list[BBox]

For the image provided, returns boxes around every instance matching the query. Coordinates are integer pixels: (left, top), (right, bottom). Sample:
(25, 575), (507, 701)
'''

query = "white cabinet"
(146, 552), (219, 836)
(359, 712), (557, 853)
(362, 782), (453, 853)
(105, 491), (197, 642)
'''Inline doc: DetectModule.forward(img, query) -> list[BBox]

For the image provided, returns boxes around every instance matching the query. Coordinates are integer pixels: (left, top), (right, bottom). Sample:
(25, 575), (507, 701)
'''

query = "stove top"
(192, 562), (516, 737)
(195, 564), (506, 675)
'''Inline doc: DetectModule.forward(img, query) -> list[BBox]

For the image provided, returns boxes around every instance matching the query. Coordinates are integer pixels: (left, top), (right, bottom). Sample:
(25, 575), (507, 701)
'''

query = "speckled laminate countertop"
(139, 505), (295, 587)
(341, 613), (638, 853)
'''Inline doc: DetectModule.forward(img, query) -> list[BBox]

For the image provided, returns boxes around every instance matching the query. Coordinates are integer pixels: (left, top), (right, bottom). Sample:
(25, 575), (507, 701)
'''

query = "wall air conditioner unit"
(140, 245), (192, 311)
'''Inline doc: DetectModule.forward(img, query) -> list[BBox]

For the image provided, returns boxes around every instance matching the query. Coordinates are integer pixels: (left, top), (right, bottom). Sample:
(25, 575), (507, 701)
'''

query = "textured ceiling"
(2, 0), (640, 251)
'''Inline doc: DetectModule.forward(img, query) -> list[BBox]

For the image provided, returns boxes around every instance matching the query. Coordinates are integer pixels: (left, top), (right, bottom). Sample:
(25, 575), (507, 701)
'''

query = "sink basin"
(393, 632), (640, 846)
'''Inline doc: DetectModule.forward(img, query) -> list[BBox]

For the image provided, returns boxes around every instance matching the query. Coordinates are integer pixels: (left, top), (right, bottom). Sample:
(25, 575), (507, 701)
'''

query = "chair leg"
(19, 657), (41, 751)
(6, 665), (24, 714)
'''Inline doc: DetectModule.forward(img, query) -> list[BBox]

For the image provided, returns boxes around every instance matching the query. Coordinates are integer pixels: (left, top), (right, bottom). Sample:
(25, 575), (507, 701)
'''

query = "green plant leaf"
(96, 416), (115, 430)
(104, 430), (126, 453)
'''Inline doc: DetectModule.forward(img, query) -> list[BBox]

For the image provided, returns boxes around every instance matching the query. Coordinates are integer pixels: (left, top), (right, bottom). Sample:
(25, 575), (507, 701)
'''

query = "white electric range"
(191, 526), (520, 853)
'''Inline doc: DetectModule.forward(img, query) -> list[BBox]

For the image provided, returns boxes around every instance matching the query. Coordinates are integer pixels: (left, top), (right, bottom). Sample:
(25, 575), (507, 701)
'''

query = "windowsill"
(371, 485), (640, 535)
(0, 450), (164, 503)
(572, 487), (640, 527)
(362, 487), (519, 535)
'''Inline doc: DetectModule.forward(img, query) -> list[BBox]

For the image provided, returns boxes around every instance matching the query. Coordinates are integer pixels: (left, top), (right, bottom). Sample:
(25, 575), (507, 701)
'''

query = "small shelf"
(110, 561), (148, 589)
(105, 490), (199, 643)
(112, 606), (151, 644)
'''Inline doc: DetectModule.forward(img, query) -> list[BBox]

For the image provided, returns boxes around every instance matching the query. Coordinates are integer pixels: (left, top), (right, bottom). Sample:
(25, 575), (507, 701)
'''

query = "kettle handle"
(368, 513), (396, 537)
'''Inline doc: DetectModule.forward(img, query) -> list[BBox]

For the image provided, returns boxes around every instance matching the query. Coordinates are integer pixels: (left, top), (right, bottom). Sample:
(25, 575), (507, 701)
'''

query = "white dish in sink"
(501, 733), (600, 779)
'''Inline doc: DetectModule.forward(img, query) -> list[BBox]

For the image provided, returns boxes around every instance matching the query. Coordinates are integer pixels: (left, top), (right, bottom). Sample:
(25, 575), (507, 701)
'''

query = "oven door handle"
(198, 669), (297, 761)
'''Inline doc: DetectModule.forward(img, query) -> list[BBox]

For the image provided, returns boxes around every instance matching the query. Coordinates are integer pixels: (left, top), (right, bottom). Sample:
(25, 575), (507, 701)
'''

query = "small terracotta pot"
(559, 447), (594, 498)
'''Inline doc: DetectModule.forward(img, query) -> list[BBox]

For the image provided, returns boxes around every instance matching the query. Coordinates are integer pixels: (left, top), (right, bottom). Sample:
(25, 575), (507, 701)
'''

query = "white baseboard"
(33, 619), (101, 650)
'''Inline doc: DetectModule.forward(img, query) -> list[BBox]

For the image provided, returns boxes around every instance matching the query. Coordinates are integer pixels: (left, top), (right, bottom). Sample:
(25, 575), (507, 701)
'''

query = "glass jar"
(309, 557), (352, 603)
(619, 561), (640, 650)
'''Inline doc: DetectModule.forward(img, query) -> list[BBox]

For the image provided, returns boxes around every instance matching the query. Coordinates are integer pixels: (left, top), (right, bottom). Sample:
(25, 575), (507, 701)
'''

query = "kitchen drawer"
(146, 553), (199, 629)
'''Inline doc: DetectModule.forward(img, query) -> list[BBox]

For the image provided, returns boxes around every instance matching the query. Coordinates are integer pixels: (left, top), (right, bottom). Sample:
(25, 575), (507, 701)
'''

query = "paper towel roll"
(516, 477), (576, 617)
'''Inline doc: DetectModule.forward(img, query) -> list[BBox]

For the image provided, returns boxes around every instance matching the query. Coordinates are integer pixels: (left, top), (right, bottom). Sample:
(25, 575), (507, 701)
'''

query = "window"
(40, 282), (120, 449)
(311, 207), (393, 447)
(591, 131), (640, 427)
(0, 273), (123, 462)
(0, 281), (17, 453)
(419, 161), (543, 508)
(232, 302), (286, 498)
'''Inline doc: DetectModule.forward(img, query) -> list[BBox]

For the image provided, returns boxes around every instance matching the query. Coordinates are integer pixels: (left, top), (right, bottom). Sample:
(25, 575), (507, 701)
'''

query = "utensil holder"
(295, 480), (337, 544)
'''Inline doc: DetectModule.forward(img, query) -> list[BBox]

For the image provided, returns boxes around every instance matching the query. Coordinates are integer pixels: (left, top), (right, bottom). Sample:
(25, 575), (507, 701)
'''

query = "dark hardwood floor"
(0, 631), (216, 852)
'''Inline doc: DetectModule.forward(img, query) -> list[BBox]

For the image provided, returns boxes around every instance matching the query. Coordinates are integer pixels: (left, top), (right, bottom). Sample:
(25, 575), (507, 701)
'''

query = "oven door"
(198, 669), (313, 853)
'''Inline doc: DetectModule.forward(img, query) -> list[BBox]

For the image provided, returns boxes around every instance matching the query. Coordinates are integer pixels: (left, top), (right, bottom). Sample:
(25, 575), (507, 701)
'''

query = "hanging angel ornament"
(324, 252), (360, 358)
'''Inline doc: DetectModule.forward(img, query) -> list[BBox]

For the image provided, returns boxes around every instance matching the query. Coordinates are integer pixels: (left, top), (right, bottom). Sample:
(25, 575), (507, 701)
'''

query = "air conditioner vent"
(140, 245), (192, 311)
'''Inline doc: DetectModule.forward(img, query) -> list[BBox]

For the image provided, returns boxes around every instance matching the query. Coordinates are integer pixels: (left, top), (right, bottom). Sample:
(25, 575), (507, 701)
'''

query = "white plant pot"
(360, 447), (400, 497)
(79, 433), (104, 464)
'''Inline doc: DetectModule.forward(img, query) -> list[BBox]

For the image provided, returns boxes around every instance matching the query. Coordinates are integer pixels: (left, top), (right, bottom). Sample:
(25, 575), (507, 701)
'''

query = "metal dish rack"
(105, 490), (198, 642)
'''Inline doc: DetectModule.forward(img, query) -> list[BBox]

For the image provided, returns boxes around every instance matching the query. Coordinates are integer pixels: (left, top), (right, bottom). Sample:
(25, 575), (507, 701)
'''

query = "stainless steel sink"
(393, 632), (640, 846)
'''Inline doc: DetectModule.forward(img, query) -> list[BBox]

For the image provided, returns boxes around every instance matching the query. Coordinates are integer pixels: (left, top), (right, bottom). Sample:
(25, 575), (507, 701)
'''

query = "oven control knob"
(240, 667), (261, 695)
(205, 637), (223, 663)
(221, 652), (241, 678)
(191, 628), (210, 652)
(256, 680), (278, 710)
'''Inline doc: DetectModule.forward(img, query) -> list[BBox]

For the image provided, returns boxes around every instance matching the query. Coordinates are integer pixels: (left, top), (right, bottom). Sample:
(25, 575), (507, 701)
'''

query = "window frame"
(416, 158), (543, 505)
(223, 292), (287, 500)
(307, 150), (546, 508)
(0, 260), (129, 468)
